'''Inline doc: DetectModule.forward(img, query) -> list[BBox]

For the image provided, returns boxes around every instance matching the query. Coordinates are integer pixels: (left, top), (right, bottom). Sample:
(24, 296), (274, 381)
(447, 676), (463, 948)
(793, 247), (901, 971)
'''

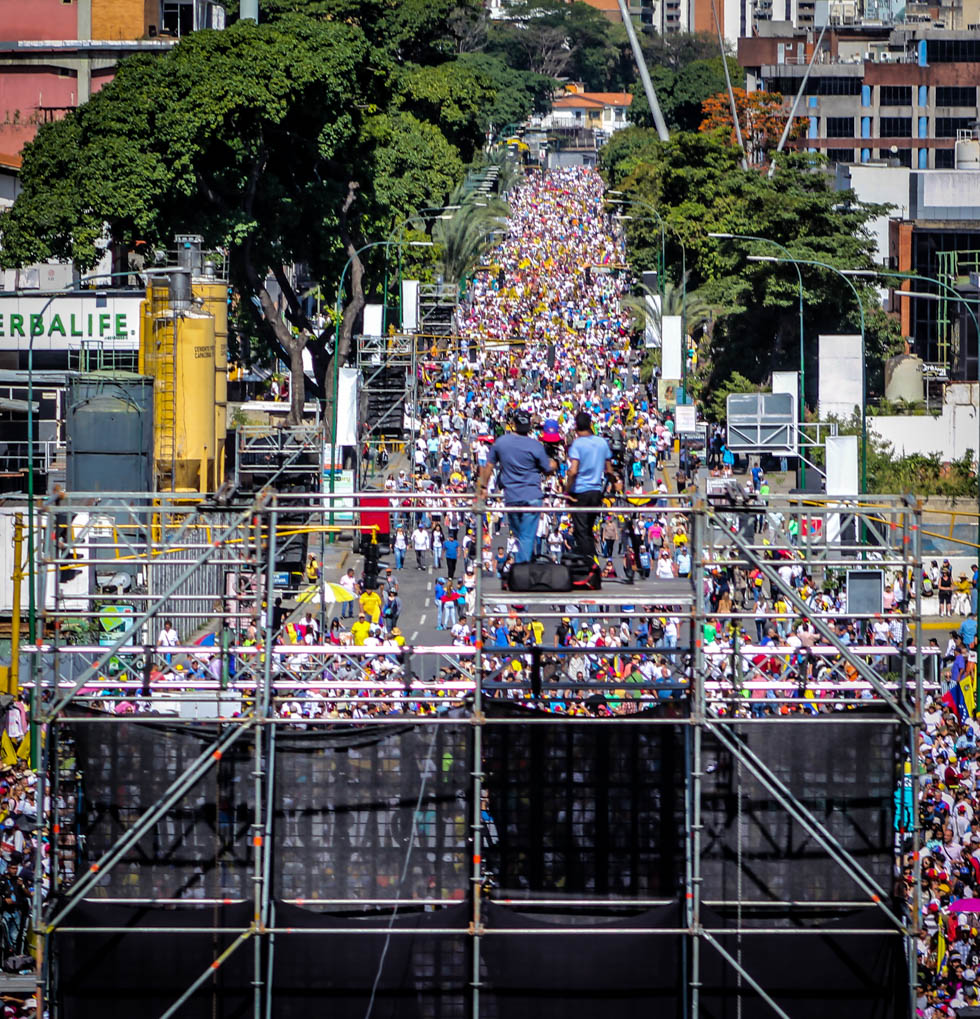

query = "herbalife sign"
(0, 293), (143, 349)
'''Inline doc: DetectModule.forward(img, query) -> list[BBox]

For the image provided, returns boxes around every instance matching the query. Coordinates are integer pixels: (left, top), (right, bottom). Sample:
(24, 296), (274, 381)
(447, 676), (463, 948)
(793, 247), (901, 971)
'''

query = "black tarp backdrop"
(68, 717), (470, 902)
(480, 705), (900, 909)
(698, 719), (902, 909)
(696, 906), (908, 1019)
(55, 901), (253, 1019)
(481, 901), (684, 1019)
(57, 706), (909, 1017)
(270, 900), (469, 1018)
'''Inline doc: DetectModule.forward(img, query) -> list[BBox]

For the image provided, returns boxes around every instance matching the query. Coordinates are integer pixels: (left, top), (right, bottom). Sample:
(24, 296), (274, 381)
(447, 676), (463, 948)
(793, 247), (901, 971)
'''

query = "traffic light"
(363, 537), (381, 589)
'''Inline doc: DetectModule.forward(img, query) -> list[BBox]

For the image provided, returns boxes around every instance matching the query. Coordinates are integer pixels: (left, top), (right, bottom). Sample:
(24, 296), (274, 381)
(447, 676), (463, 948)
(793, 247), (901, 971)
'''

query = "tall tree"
(699, 88), (801, 166)
(1, 14), (472, 425)
(600, 128), (899, 405)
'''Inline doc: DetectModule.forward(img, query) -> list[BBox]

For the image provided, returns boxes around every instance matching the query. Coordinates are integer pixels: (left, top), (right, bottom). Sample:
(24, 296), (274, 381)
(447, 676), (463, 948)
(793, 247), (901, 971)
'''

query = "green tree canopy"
(482, 0), (633, 90)
(628, 56), (746, 132)
(0, 12), (486, 423)
(601, 128), (900, 407)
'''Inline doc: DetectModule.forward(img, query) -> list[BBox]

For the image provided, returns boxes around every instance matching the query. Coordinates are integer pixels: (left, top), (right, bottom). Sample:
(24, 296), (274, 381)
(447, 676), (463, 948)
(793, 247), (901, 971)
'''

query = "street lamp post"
(749, 254), (867, 493)
(606, 193), (666, 300)
(841, 267), (980, 551)
(608, 196), (694, 405)
(383, 206), (463, 334)
(710, 233), (806, 488)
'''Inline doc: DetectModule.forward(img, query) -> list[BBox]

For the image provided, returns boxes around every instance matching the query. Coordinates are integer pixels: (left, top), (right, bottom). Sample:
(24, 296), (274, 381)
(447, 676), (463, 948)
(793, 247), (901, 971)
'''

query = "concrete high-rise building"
(740, 24), (980, 169)
(0, 0), (225, 162)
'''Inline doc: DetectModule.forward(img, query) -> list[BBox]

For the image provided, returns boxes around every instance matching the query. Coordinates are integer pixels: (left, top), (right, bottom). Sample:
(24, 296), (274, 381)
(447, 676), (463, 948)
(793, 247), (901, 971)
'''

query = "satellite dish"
(109, 572), (132, 593)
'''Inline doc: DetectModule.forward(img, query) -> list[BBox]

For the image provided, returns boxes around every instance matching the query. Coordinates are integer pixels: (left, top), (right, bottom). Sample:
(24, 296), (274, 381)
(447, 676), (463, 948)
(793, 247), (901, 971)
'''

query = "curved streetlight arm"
(383, 204), (489, 332)
(711, 232), (806, 486)
(840, 268), (980, 347)
(750, 254), (867, 494)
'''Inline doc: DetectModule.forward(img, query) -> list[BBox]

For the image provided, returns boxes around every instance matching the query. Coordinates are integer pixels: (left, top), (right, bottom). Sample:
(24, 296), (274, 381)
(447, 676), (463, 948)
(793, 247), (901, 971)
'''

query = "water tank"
(144, 310), (217, 492)
(884, 353), (924, 403)
(955, 137), (980, 170)
(66, 373), (154, 493)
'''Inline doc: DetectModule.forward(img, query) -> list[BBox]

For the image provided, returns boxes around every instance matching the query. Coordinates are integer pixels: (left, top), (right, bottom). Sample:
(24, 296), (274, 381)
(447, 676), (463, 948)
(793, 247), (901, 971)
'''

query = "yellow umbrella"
(296, 581), (356, 606)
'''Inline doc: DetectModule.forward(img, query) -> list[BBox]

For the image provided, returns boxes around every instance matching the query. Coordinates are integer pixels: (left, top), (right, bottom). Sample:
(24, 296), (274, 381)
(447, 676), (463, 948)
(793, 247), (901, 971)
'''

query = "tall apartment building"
(739, 24), (980, 168)
(0, 0), (225, 162)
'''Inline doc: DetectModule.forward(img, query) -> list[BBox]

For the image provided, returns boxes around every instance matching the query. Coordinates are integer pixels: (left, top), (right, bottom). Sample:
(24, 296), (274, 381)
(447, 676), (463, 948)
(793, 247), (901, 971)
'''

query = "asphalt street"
(335, 523), (694, 684)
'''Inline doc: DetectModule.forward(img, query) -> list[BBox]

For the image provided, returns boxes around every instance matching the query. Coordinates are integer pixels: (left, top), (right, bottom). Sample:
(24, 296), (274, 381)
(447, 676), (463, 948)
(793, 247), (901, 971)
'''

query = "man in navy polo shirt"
(477, 410), (556, 563)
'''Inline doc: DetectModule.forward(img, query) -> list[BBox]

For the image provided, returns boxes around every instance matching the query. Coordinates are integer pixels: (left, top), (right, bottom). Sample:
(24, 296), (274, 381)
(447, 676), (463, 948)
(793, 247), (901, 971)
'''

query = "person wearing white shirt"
(655, 552), (675, 579)
(158, 619), (179, 663)
(339, 568), (358, 619)
(411, 526), (430, 570)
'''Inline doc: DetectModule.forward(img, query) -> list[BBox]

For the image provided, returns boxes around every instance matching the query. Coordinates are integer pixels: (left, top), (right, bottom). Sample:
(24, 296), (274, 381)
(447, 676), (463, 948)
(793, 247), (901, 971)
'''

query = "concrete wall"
(0, 0), (78, 41)
(844, 164), (911, 263)
(868, 382), (980, 461)
(92, 0), (153, 40)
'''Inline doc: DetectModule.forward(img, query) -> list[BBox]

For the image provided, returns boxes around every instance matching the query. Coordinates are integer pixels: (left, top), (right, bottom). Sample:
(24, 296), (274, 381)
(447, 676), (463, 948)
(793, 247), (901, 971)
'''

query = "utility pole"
(616, 0), (670, 142)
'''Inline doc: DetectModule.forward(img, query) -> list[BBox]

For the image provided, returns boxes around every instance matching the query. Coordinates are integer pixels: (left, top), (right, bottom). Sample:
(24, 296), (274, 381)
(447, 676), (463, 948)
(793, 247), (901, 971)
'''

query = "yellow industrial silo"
(193, 273), (228, 487)
(141, 271), (217, 492)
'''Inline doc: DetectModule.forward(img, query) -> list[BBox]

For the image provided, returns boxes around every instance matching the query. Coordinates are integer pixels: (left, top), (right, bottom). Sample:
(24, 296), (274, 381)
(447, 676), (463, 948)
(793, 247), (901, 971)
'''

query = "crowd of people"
(20, 165), (980, 1015)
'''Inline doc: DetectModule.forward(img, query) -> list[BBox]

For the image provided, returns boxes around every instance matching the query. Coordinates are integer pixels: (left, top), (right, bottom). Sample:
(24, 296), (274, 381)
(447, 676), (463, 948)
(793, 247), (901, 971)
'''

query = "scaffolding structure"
(21, 487), (924, 1017)
(356, 332), (467, 469)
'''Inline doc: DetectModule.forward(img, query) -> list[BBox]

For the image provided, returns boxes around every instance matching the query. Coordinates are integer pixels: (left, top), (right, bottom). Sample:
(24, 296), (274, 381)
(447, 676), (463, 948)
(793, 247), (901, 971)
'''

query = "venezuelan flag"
(942, 682), (968, 722)
(962, 672), (977, 718)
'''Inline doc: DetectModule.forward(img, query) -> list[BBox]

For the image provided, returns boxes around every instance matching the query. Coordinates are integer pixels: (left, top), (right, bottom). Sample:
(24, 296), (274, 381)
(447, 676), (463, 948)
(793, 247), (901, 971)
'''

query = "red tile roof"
(553, 92), (633, 110)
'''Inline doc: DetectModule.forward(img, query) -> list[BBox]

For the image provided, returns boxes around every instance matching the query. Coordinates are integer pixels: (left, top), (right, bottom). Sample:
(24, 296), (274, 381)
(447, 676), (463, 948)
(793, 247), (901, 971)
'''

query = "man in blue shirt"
(477, 410), (556, 563)
(960, 612), (977, 650)
(565, 411), (616, 559)
(443, 537), (460, 579)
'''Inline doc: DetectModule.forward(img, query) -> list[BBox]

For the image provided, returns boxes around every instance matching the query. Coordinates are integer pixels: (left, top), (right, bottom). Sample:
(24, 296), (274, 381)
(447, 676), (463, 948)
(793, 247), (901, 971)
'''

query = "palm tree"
(622, 273), (718, 344)
(432, 187), (510, 287)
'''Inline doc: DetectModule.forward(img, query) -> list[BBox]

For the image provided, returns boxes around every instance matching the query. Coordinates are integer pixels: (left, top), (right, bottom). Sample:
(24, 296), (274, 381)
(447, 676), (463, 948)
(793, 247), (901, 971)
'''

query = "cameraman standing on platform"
(476, 410), (556, 563)
(565, 411), (618, 559)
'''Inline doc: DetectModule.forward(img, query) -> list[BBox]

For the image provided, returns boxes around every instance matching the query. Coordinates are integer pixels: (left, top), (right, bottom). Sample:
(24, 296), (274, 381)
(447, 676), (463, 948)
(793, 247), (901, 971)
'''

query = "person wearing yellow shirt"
(351, 614), (371, 646)
(530, 619), (544, 646)
(360, 587), (382, 625)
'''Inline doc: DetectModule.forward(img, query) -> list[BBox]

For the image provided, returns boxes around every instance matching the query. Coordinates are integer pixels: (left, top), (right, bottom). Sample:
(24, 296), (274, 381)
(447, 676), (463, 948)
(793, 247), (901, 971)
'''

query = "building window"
(826, 148), (855, 163)
(935, 86), (978, 107)
(162, 0), (194, 36)
(927, 39), (980, 63)
(879, 86), (912, 107)
(885, 148), (913, 166)
(934, 148), (956, 168)
(936, 117), (977, 137)
(775, 76), (861, 96)
(825, 116), (855, 137)
(879, 117), (912, 137)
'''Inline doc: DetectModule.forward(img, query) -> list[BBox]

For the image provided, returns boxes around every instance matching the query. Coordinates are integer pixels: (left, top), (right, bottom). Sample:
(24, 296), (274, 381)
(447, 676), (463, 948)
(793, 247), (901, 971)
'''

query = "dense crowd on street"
(21, 166), (980, 1016)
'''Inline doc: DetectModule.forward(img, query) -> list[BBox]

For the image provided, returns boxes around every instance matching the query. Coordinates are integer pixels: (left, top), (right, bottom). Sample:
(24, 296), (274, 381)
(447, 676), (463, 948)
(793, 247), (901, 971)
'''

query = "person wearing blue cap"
(565, 410), (617, 559)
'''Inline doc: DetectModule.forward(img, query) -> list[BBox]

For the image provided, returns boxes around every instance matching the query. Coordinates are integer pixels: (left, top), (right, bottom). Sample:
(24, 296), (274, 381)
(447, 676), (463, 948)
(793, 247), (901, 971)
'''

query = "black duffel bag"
(505, 556), (573, 593)
(562, 551), (602, 591)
